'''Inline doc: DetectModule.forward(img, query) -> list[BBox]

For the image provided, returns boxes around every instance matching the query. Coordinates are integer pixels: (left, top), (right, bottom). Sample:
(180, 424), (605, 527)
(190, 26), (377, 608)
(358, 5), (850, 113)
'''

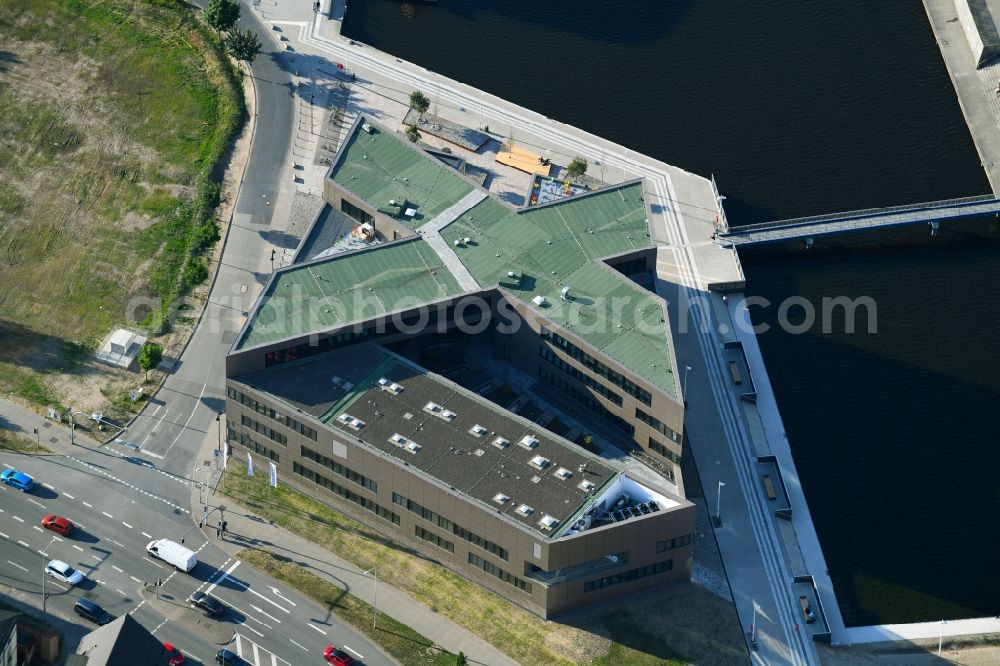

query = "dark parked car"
(215, 649), (244, 665)
(189, 591), (226, 616)
(74, 598), (113, 625)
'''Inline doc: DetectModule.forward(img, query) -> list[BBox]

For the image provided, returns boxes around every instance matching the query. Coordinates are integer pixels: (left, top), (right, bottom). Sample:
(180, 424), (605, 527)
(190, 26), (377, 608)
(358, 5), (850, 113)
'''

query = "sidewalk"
(0, 397), (103, 453)
(193, 433), (514, 666)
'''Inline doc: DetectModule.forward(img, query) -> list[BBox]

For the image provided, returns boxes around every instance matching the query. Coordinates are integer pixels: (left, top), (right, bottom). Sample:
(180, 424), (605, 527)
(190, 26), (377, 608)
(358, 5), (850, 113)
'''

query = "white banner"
(268, 461), (277, 488)
(247, 452), (254, 476)
(223, 446), (228, 470)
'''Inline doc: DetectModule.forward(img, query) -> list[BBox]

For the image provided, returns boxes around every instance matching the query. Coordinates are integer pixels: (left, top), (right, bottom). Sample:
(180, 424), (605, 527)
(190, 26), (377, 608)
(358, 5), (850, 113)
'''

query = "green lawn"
(0, 0), (243, 405)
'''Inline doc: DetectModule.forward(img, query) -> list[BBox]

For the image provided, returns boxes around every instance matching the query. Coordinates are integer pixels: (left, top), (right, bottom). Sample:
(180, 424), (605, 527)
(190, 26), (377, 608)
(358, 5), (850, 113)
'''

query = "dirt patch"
(818, 635), (1000, 665)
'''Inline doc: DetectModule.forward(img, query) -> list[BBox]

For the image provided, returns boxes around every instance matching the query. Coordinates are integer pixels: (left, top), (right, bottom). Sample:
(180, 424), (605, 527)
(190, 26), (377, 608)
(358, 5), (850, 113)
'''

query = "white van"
(146, 539), (197, 572)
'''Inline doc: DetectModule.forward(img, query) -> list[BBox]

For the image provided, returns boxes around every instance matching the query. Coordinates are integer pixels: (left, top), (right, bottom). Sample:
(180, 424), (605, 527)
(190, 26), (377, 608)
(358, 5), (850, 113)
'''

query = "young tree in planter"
(409, 90), (430, 121)
(138, 343), (163, 381)
(405, 123), (421, 143)
(205, 0), (240, 37)
(567, 156), (588, 178)
(227, 28), (262, 68)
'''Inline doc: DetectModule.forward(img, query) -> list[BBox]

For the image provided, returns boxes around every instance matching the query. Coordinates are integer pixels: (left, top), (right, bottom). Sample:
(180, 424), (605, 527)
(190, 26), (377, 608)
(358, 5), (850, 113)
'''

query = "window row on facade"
(241, 414), (287, 446)
(655, 534), (692, 553)
(582, 558), (673, 593)
(293, 462), (400, 525)
(392, 492), (509, 561)
(415, 525), (455, 553)
(301, 445), (377, 493)
(538, 367), (636, 436)
(228, 387), (318, 440)
(540, 326), (653, 406)
(635, 408), (682, 444)
(647, 437), (680, 463)
(467, 553), (532, 593)
(540, 346), (623, 406)
(228, 428), (281, 462)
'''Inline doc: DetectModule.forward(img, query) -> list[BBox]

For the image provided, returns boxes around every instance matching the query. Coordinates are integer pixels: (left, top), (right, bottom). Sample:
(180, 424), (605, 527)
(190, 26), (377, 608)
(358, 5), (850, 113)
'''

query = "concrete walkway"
(418, 190), (487, 292)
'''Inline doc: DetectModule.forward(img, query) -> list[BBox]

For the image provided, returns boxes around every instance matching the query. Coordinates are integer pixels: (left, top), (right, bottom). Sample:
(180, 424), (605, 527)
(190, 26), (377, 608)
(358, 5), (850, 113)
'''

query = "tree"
(405, 123), (421, 143)
(138, 343), (163, 380)
(409, 90), (430, 120)
(567, 156), (588, 178)
(205, 0), (240, 36)
(455, 653), (468, 666)
(226, 28), (261, 67)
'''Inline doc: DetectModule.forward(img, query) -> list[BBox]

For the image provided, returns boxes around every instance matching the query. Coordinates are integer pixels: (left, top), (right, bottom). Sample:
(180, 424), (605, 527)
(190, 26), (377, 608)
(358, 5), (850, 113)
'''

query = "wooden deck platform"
(496, 145), (552, 176)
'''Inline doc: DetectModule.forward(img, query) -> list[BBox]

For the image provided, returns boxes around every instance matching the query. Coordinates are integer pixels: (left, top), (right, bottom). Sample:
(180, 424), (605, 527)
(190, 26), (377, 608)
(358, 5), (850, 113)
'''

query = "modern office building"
(225, 117), (695, 617)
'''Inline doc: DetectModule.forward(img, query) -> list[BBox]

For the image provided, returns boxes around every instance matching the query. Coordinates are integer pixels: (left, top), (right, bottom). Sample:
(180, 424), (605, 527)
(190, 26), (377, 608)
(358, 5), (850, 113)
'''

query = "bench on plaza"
(762, 474), (777, 500)
(729, 361), (742, 385)
(799, 595), (816, 624)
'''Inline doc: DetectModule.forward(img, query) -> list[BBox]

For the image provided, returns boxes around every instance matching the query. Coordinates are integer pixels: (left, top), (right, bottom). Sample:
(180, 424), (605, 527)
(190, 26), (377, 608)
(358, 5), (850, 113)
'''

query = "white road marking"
(239, 621), (264, 638)
(143, 557), (164, 568)
(91, 555), (103, 562)
(228, 578), (290, 613)
(130, 576), (142, 583)
(115, 588), (126, 596)
(16, 540), (29, 548)
(82, 501), (93, 508)
(42, 483), (55, 490)
(26, 498), (44, 508)
(109, 539), (125, 548)
(289, 639), (308, 651)
(96, 579), (106, 585)
(249, 604), (281, 624)
(48, 580), (67, 591)
(141, 532), (152, 539)
(269, 586), (296, 606)
(63, 493), (74, 499)
(1, 463), (12, 469)
(0, 532), (7, 539)
(12, 516), (23, 523)
(6, 560), (27, 572)
(205, 560), (241, 596)
(252, 643), (261, 665)
(164, 381), (209, 457)
(32, 526), (43, 533)
(122, 522), (132, 529)
(112, 565), (123, 573)
(130, 599), (147, 614)
(307, 622), (327, 636)
(344, 645), (365, 660)
(72, 545), (84, 552)
(102, 511), (113, 518)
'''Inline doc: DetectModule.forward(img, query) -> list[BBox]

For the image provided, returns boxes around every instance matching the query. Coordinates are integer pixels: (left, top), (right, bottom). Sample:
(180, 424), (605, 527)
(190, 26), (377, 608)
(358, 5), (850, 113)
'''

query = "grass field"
(223, 461), (746, 665)
(0, 0), (243, 410)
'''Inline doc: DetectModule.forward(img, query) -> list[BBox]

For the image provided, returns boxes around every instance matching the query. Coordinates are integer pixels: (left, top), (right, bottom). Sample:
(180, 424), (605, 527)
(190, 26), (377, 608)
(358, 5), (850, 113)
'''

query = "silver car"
(46, 559), (84, 586)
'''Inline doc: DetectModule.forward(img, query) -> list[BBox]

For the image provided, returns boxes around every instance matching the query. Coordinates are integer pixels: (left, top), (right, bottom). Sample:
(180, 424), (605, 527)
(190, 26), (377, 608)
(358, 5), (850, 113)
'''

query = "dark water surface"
(346, 1), (1000, 625)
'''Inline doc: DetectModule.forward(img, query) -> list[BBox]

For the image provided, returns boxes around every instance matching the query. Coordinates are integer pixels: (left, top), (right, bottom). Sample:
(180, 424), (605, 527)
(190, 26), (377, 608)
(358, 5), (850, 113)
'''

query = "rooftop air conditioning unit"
(405, 441), (422, 454)
(560, 285), (572, 301)
(553, 467), (572, 480)
(515, 504), (534, 517)
(493, 493), (510, 504)
(538, 515), (559, 530)
(518, 435), (539, 450)
(492, 436), (510, 449)
(469, 424), (488, 437)
(529, 455), (550, 470)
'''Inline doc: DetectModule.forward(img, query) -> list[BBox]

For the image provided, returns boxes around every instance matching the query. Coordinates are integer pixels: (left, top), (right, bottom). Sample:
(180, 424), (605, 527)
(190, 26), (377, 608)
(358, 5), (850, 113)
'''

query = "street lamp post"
(41, 536), (58, 616)
(216, 412), (223, 453)
(682, 365), (692, 407)
(363, 567), (377, 629)
(715, 481), (725, 523)
(938, 619), (946, 655)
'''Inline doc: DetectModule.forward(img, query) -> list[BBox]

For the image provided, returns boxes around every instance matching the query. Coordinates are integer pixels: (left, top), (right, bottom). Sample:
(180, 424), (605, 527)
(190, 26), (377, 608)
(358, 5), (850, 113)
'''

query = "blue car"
(1, 469), (35, 491)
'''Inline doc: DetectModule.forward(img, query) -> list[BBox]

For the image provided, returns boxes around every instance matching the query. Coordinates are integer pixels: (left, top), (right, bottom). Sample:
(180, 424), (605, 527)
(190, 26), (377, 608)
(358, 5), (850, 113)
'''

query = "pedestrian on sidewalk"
(216, 526), (222, 540)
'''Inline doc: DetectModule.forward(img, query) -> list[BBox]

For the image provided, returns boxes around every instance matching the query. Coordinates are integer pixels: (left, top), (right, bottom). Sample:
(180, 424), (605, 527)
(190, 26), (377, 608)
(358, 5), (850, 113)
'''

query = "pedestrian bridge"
(719, 194), (1000, 246)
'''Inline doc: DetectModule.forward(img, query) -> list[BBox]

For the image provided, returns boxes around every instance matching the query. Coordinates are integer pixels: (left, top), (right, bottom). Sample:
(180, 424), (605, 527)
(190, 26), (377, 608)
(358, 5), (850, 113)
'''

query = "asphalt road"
(0, 453), (390, 665)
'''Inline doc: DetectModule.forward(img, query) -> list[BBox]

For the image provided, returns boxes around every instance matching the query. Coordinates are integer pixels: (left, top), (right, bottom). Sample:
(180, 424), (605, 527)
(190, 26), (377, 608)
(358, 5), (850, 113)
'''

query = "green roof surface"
(237, 239), (464, 349)
(441, 184), (676, 395)
(330, 125), (473, 227)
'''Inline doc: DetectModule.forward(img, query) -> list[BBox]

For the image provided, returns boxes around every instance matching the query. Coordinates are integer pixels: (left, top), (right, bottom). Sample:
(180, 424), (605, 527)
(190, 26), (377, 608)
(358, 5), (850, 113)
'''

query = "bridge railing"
(724, 194), (1000, 234)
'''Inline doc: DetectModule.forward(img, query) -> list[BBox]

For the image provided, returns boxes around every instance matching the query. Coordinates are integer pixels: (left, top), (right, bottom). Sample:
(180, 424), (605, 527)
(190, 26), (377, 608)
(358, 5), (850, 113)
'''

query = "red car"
(40, 515), (74, 536)
(163, 642), (185, 665)
(323, 645), (355, 665)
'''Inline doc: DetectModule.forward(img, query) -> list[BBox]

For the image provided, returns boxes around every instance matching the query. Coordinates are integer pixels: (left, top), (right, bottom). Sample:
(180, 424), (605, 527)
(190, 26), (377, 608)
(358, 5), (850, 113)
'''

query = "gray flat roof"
(237, 344), (618, 537)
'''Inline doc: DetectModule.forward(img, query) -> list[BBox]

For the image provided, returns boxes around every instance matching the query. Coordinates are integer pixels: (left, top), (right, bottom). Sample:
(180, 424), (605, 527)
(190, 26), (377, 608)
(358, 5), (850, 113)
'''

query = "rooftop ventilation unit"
(337, 413), (365, 430)
(578, 480), (596, 492)
(515, 504), (534, 517)
(532, 295), (547, 307)
(362, 122), (375, 134)
(518, 435), (539, 450)
(492, 436), (510, 449)
(529, 455), (550, 470)
(331, 376), (342, 385)
(493, 493), (510, 504)
(377, 377), (404, 395)
(424, 402), (457, 421)
(390, 433), (409, 447)
(560, 285), (572, 301)
(405, 441), (422, 454)
(538, 515), (560, 531)
(469, 424), (488, 437)
(553, 467), (572, 480)
(441, 408), (457, 420)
